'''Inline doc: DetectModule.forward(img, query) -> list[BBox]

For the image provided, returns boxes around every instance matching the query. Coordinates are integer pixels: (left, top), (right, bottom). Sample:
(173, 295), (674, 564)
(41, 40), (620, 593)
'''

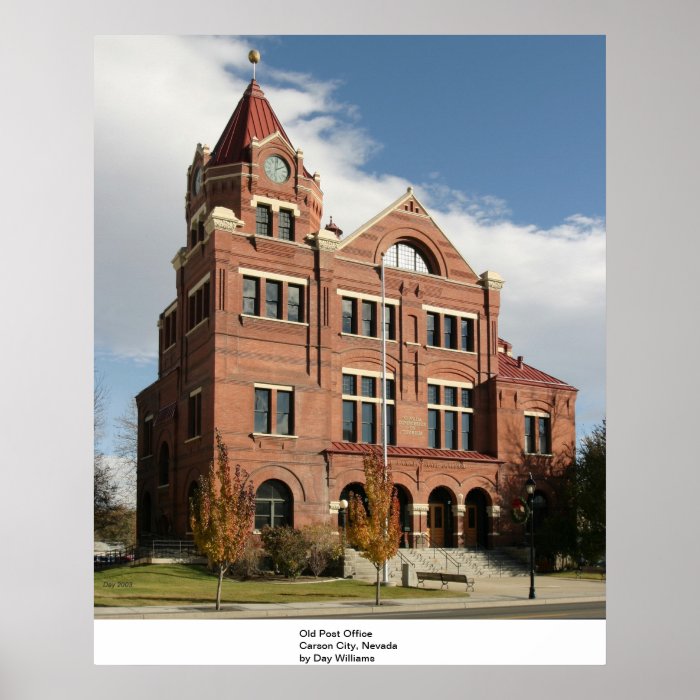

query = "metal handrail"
(420, 532), (461, 574)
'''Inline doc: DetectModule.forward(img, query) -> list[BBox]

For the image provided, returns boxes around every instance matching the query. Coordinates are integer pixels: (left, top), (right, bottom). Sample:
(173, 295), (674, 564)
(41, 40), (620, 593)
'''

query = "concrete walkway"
(94, 575), (605, 620)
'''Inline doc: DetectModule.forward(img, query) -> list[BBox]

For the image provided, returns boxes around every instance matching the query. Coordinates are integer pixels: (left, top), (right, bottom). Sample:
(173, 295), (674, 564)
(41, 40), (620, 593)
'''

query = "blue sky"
(95, 35), (605, 456)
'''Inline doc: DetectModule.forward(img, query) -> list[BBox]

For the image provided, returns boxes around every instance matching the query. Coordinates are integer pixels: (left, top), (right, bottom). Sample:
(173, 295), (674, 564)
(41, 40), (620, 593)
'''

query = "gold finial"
(248, 50), (260, 80)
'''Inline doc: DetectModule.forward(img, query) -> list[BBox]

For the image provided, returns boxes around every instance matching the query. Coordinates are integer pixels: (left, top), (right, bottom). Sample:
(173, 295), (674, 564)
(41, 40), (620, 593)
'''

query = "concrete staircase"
(342, 546), (529, 582)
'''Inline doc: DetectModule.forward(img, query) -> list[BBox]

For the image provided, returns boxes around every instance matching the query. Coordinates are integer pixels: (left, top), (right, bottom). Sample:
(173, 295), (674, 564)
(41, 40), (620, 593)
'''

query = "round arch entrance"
(338, 482), (368, 528)
(427, 487), (455, 548)
(394, 484), (412, 548)
(465, 488), (490, 548)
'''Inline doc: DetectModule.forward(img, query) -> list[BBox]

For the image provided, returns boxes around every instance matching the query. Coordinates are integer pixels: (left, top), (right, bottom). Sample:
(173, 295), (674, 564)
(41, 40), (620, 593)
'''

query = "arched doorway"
(465, 488), (490, 548)
(255, 479), (293, 530)
(427, 487), (454, 547)
(394, 484), (412, 548)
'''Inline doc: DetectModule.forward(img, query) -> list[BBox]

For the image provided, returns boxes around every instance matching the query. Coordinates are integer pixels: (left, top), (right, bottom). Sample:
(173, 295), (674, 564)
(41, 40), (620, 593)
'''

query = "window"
(342, 369), (396, 445)
(276, 390), (292, 435)
(188, 390), (202, 439)
(342, 298), (356, 334)
(361, 300), (375, 337)
(427, 380), (475, 451)
(461, 412), (473, 450)
(461, 318), (474, 352)
(343, 400), (356, 441)
(424, 307), (476, 352)
(427, 313), (439, 347)
(188, 277), (210, 331)
(255, 480), (292, 530)
(243, 276), (259, 315)
(142, 415), (153, 457)
(444, 315), (456, 349)
(383, 304), (395, 340)
(241, 272), (306, 323)
(525, 413), (551, 454)
(385, 242), (431, 274)
(266, 280), (281, 319)
(361, 403), (375, 443)
(254, 388), (271, 434)
(256, 204), (271, 236)
(254, 386), (294, 436)
(287, 285), (302, 322)
(428, 409), (440, 448)
(163, 308), (177, 349)
(279, 209), (294, 241)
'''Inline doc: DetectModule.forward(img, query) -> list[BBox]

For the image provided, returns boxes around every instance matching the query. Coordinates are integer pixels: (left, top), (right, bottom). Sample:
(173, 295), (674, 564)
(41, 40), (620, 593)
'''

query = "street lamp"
(526, 472), (536, 600)
(339, 499), (349, 550)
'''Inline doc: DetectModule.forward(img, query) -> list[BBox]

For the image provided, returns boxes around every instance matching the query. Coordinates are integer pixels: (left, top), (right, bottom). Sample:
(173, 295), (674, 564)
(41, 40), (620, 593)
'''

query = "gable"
(337, 188), (479, 284)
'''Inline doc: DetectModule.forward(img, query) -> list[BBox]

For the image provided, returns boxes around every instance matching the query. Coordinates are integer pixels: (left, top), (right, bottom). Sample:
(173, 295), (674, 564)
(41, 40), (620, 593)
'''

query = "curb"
(94, 596), (606, 620)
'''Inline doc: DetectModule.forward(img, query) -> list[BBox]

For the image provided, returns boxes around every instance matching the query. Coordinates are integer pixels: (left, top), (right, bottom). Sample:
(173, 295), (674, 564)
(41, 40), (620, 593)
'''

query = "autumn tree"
(189, 430), (256, 610)
(346, 449), (401, 606)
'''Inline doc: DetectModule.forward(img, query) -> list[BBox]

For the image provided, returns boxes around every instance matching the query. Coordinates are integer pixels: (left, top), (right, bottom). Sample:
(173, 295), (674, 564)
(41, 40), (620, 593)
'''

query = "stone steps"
(343, 547), (529, 581)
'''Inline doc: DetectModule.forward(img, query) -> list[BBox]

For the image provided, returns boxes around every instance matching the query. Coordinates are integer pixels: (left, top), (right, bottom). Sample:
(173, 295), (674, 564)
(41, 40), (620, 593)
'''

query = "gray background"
(2, 0), (698, 697)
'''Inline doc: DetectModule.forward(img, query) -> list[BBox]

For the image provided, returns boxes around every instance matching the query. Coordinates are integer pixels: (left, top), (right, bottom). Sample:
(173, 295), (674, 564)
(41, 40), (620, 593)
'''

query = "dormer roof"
(208, 80), (296, 166)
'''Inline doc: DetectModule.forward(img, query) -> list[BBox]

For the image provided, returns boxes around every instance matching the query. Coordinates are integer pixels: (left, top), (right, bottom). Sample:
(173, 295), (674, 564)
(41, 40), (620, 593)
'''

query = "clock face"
(193, 167), (203, 195)
(264, 155), (290, 184)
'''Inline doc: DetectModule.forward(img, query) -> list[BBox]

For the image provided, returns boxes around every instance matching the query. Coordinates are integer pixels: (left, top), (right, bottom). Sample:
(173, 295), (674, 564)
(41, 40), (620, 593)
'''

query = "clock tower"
(184, 78), (324, 249)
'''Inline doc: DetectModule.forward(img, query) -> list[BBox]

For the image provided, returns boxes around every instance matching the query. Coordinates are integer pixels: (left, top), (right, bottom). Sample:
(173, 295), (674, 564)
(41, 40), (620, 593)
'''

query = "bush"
(302, 523), (343, 577)
(260, 526), (308, 578)
(230, 538), (265, 579)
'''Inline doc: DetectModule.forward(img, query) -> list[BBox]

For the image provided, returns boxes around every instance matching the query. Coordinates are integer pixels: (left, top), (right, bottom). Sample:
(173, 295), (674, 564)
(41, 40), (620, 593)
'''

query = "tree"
(112, 398), (138, 505)
(189, 430), (256, 610)
(346, 449), (402, 606)
(573, 420), (606, 562)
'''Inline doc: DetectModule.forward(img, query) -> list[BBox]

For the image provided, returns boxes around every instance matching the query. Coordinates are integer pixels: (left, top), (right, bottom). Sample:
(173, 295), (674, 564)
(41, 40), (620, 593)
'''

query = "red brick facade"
(136, 79), (577, 548)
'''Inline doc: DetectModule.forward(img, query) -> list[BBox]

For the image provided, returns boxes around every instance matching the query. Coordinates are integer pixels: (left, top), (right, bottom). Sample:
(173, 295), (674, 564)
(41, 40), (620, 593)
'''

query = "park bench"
(577, 565), (606, 580)
(416, 571), (475, 592)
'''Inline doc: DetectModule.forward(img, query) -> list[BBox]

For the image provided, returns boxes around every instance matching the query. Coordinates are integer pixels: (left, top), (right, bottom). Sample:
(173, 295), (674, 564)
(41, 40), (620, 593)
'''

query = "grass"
(94, 564), (468, 607)
(542, 571), (606, 581)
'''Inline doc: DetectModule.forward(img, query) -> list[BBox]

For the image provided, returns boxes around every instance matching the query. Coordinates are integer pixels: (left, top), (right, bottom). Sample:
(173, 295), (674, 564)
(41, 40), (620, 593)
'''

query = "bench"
(577, 565), (606, 580)
(416, 571), (475, 592)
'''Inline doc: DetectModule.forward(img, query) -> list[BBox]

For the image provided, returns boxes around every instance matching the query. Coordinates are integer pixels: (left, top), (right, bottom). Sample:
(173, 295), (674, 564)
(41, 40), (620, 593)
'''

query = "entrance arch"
(394, 484), (413, 548)
(465, 488), (490, 548)
(339, 482), (368, 528)
(427, 487), (455, 548)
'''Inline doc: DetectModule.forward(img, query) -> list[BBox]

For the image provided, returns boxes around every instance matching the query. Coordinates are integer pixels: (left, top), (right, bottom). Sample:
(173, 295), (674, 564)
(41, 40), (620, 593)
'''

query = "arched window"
(385, 242), (431, 274)
(255, 480), (292, 530)
(158, 443), (169, 486)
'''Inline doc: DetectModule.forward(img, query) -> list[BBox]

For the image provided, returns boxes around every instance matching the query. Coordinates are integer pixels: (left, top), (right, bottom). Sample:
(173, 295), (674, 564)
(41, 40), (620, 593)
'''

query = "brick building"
(136, 77), (577, 549)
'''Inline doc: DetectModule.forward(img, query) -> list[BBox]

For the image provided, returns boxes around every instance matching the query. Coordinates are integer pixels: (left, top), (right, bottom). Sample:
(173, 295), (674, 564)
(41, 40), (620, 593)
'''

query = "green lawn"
(94, 564), (468, 607)
(543, 571), (606, 581)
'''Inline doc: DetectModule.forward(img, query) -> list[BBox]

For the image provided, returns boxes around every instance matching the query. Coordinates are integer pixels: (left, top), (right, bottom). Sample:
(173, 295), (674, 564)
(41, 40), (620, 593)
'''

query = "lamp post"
(526, 473), (536, 599)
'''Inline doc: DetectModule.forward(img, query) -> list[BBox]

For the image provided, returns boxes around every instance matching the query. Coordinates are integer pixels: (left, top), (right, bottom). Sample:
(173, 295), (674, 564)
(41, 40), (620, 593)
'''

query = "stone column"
(408, 504), (429, 548)
(452, 504), (466, 548)
(486, 505), (501, 549)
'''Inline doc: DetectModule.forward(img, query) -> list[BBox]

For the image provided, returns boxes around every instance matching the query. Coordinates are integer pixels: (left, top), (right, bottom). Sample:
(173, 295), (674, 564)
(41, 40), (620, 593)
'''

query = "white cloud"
(95, 36), (605, 430)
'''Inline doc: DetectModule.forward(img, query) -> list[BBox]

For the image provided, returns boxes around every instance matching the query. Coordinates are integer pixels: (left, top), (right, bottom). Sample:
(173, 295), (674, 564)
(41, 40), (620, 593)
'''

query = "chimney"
(517, 356), (524, 368)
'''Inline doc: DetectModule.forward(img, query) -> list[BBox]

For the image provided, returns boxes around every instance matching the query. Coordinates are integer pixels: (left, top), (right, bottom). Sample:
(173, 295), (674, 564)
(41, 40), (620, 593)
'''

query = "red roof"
(497, 351), (577, 390)
(208, 80), (296, 166)
(327, 442), (499, 463)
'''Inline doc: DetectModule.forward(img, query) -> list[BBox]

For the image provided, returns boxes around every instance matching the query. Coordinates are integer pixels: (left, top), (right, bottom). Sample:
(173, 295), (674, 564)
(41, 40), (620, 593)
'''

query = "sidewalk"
(94, 575), (606, 620)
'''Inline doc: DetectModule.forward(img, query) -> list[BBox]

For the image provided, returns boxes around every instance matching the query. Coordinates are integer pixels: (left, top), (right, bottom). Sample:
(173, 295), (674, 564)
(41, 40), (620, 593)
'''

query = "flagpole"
(381, 253), (389, 584)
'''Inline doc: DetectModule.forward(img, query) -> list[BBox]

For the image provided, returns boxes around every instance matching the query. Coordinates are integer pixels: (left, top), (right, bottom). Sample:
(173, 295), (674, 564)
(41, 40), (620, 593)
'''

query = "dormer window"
(385, 242), (431, 274)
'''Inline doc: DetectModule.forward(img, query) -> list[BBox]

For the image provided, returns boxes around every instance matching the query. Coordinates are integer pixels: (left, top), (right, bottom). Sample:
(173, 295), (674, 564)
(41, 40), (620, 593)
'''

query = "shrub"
(230, 538), (265, 579)
(260, 526), (308, 578)
(302, 523), (343, 577)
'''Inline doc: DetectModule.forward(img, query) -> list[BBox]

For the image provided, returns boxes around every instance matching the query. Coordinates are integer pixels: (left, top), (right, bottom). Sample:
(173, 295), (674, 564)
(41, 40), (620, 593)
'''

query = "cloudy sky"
(95, 35), (605, 455)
